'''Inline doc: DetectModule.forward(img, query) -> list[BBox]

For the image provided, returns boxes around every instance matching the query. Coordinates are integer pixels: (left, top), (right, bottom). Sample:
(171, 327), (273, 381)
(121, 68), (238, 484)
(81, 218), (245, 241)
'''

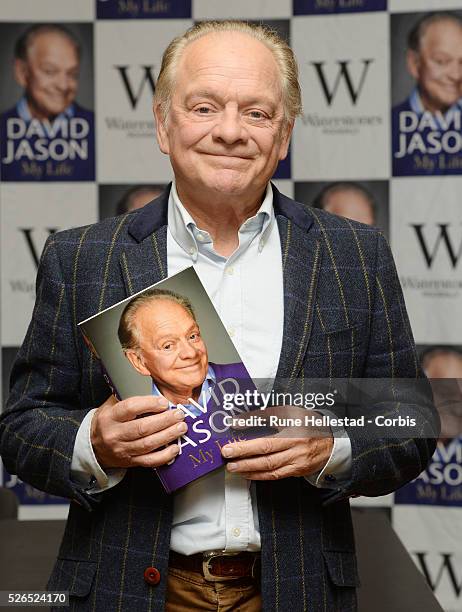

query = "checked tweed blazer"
(0, 185), (437, 612)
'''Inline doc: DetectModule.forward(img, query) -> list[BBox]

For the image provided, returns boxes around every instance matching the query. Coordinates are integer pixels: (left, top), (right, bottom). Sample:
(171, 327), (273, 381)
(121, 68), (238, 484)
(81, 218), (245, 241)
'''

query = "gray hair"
(118, 288), (196, 351)
(408, 12), (462, 53)
(153, 20), (302, 127)
(15, 23), (81, 61)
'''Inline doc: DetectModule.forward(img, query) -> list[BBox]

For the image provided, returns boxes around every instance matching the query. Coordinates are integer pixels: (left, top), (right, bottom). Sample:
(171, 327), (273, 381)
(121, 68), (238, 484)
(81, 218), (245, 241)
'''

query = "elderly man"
(392, 12), (462, 175)
(0, 23), (94, 181)
(0, 21), (437, 612)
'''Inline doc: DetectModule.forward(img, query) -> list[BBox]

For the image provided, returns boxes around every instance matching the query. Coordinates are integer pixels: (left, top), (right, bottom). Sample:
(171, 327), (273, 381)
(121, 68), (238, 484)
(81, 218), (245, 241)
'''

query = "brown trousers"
(165, 566), (262, 612)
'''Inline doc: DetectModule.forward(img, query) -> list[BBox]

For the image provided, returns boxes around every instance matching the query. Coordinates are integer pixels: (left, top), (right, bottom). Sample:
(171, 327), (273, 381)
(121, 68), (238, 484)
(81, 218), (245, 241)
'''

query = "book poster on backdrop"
(293, 0), (387, 15)
(391, 10), (462, 176)
(0, 22), (95, 181)
(294, 179), (389, 239)
(79, 267), (259, 493)
(98, 183), (166, 219)
(96, 0), (192, 19)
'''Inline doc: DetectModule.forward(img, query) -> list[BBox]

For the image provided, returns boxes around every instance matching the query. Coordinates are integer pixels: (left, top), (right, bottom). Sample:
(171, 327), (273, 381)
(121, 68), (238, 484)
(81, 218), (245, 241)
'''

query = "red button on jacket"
(144, 566), (161, 585)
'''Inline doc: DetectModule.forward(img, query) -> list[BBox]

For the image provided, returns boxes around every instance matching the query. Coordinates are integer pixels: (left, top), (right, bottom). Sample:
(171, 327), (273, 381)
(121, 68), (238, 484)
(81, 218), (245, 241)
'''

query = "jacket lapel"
(119, 186), (170, 296)
(274, 189), (322, 380)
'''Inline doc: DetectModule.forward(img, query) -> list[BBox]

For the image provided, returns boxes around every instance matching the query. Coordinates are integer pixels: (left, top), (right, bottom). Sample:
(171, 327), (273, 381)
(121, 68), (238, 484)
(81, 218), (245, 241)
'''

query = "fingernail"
(222, 446), (233, 458)
(174, 409), (185, 420)
(176, 422), (187, 433)
(227, 463), (237, 471)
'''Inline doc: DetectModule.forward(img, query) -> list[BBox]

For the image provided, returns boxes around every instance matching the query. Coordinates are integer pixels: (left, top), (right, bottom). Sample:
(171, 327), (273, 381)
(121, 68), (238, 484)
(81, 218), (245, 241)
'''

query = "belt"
(169, 550), (261, 582)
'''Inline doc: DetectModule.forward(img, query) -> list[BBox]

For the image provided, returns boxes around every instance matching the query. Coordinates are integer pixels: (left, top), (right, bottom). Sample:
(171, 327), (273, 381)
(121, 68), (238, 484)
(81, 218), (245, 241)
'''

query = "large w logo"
(310, 59), (374, 106)
(114, 65), (157, 109)
(415, 552), (462, 597)
(19, 228), (58, 269)
(411, 224), (462, 269)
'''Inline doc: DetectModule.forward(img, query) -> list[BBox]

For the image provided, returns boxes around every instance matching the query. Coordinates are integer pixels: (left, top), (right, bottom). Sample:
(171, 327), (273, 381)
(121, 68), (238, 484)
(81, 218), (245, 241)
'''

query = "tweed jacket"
(0, 185), (438, 612)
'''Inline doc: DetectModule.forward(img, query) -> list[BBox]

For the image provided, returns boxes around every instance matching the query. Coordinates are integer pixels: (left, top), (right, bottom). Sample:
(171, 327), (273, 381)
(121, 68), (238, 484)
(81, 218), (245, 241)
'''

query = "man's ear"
(14, 59), (28, 88)
(406, 50), (420, 81)
(278, 119), (294, 161)
(124, 349), (151, 377)
(153, 102), (170, 155)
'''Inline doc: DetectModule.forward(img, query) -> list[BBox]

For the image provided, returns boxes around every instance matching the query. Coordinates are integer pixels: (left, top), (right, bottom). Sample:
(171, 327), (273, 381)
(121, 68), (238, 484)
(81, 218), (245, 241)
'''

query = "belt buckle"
(202, 550), (242, 582)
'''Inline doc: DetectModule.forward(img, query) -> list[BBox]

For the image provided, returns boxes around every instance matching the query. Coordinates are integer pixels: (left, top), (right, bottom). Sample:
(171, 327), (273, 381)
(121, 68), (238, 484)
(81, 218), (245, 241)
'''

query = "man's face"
(14, 31), (80, 120)
(407, 20), (462, 113)
(129, 300), (208, 399)
(322, 189), (375, 226)
(155, 31), (292, 200)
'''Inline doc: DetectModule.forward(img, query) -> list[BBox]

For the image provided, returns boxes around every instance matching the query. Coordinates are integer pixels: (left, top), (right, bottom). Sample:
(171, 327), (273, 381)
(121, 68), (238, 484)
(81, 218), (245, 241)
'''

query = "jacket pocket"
(323, 550), (360, 587)
(307, 323), (365, 356)
(47, 558), (97, 597)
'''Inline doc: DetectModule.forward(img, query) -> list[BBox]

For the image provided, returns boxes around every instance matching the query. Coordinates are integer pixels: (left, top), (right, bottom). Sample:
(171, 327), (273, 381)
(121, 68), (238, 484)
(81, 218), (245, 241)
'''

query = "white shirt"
(71, 181), (351, 555)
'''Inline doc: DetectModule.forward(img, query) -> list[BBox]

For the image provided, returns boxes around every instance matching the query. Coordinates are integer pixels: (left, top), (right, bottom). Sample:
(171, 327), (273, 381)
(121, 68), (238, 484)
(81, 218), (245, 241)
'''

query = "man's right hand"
(90, 395), (187, 469)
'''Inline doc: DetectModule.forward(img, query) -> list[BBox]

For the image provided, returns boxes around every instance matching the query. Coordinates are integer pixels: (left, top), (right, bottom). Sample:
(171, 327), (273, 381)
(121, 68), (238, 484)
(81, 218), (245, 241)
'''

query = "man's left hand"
(221, 410), (334, 480)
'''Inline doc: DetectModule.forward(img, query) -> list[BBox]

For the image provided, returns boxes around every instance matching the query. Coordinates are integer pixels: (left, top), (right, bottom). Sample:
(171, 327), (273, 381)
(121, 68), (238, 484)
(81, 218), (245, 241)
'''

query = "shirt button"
(227, 267), (234, 276)
(232, 527), (241, 537)
(144, 566), (161, 585)
(189, 247), (196, 256)
(324, 474), (336, 483)
(197, 233), (205, 242)
(228, 328), (235, 338)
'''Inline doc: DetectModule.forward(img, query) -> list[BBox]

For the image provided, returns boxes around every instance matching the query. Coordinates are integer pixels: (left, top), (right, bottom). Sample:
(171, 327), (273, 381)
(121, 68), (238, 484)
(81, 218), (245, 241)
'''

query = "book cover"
(78, 266), (257, 493)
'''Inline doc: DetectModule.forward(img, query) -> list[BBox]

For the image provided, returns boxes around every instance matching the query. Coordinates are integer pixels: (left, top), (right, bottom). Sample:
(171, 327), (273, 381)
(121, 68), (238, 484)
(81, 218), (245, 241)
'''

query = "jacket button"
(144, 566), (161, 585)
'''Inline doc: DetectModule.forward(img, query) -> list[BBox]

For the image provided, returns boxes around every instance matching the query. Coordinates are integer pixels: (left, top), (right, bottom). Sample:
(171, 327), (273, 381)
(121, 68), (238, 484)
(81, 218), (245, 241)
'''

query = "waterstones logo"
(411, 224), (462, 269)
(114, 65), (156, 110)
(20, 227), (57, 269)
(415, 552), (462, 597)
(106, 65), (157, 138)
(311, 59), (373, 106)
(9, 227), (57, 299)
(302, 59), (380, 135)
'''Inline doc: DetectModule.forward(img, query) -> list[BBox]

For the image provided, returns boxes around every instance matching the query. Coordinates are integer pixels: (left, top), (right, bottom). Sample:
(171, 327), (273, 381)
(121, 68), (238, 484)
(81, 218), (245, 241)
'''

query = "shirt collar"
(16, 96), (75, 122)
(167, 180), (275, 263)
(409, 88), (462, 119)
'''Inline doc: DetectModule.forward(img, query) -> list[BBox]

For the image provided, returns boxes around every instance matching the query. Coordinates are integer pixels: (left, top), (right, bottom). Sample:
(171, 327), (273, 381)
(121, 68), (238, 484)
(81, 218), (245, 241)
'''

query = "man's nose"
(54, 73), (70, 92)
(446, 62), (462, 82)
(178, 339), (197, 359)
(212, 107), (248, 145)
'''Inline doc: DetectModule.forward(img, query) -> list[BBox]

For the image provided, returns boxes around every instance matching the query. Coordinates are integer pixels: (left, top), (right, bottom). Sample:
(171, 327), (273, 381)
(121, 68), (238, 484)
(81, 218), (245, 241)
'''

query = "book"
(79, 266), (257, 493)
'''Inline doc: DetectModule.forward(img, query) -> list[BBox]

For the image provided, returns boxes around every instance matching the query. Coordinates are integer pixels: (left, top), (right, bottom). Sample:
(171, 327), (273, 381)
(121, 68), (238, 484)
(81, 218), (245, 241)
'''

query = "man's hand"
(90, 395), (187, 469)
(221, 407), (334, 480)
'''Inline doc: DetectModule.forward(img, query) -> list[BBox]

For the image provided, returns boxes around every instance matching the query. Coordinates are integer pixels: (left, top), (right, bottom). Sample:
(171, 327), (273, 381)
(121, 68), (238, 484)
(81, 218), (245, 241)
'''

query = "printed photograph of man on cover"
(391, 11), (462, 175)
(294, 180), (389, 238)
(118, 288), (247, 407)
(0, 22), (95, 181)
(98, 184), (166, 220)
